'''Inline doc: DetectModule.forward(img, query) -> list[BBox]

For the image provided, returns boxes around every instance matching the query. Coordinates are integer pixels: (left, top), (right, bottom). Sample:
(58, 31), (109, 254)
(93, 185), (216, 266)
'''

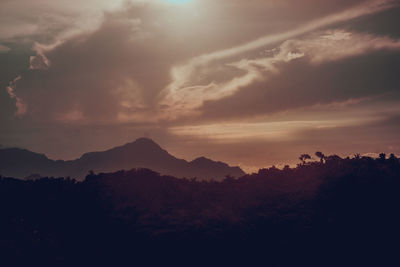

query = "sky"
(1, 0), (400, 172)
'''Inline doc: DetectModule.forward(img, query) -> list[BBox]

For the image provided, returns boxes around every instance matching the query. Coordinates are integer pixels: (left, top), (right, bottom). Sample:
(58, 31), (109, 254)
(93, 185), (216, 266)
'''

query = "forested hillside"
(1, 153), (399, 266)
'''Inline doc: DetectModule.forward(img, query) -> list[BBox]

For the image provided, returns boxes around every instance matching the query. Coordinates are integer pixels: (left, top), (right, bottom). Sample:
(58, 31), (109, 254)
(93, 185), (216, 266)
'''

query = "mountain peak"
(190, 156), (229, 168)
(132, 137), (158, 146)
(79, 138), (166, 161)
(191, 157), (214, 164)
(123, 138), (164, 152)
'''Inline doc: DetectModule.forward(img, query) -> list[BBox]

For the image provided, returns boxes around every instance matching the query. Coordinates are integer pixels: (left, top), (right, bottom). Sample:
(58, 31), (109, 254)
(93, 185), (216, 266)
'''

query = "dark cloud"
(12, 7), (180, 122)
(199, 50), (400, 121)
(0, 43), (33, 121)
(345, 6), (400, 38)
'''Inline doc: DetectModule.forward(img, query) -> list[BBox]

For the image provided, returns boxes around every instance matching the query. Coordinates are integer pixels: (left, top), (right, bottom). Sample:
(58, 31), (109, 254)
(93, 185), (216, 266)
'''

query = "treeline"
(1, 153), (400, 266)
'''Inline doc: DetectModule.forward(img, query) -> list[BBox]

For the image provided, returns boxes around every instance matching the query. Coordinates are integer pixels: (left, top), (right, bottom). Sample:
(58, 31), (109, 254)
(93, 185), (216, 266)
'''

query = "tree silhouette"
(315, 151), (325, 164)
(299, 154), (311, 165)
(326, 154), (342, 163)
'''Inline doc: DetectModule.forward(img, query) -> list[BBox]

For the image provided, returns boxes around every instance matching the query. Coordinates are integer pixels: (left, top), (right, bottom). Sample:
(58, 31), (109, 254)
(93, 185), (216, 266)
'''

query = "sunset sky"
(1, 0), (400, 172)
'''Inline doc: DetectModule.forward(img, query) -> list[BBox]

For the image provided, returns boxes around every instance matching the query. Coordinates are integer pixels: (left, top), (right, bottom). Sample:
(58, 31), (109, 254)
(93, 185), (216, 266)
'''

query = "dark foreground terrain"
(1, 153), (400, 266)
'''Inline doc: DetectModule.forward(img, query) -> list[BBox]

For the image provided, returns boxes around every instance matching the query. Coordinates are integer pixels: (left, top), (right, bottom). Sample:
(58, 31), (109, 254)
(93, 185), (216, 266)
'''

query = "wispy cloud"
(160, 0), (399, 118)
(6, 76), (27, 117)
(160, 29), (400, 120)
(168, 114), (380, 142)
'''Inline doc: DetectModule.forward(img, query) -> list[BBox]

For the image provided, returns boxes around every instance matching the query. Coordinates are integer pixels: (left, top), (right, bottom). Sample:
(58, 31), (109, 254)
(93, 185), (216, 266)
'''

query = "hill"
(0, 138), (245, 180)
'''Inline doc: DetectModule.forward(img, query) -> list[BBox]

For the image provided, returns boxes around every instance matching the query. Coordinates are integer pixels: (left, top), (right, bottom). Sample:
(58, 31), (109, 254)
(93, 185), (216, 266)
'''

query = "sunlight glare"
(165, 0), (192, 4)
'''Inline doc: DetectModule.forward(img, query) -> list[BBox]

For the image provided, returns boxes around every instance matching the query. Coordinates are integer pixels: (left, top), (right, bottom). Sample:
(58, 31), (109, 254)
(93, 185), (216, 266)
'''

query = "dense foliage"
(1, 154), (400, 266)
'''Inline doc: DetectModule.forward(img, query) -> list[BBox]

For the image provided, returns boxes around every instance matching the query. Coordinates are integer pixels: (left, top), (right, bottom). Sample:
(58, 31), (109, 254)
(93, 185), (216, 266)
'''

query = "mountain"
(0, 138), (245, 180)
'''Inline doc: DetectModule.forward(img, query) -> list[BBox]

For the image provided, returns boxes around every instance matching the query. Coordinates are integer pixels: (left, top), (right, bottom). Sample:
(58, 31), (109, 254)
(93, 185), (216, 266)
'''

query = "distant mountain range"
(0, 138), (245, 180)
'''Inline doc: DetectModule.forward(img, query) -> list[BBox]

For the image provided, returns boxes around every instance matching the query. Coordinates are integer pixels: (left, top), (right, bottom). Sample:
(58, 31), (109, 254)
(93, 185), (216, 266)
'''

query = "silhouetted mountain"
(189, 156), (244, 179)
(0, 138), (245, 180)
(0, 148), (54, 178)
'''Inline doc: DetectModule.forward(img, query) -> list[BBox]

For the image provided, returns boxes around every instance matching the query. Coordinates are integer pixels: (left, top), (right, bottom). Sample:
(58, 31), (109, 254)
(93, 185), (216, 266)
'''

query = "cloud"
(6, 0), (398, 124)
(5, 1), (400, 125)
(160, 30), (400, 122)
(168, 118), (376, 142)
(6, 2), (209, 123)
(5, 76), (27, 117)
(0, 0), (126, 41)
(159, 0), (400, 118)
(29, 44), (51, 70)
(198, 50), (400, 121)
(282, 30), (400, 64)
(0, 44), (10, 52)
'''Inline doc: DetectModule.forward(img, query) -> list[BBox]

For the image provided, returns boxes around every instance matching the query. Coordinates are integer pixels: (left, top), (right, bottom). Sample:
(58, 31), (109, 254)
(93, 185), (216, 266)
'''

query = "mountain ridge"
(0, 138), (245, 180)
